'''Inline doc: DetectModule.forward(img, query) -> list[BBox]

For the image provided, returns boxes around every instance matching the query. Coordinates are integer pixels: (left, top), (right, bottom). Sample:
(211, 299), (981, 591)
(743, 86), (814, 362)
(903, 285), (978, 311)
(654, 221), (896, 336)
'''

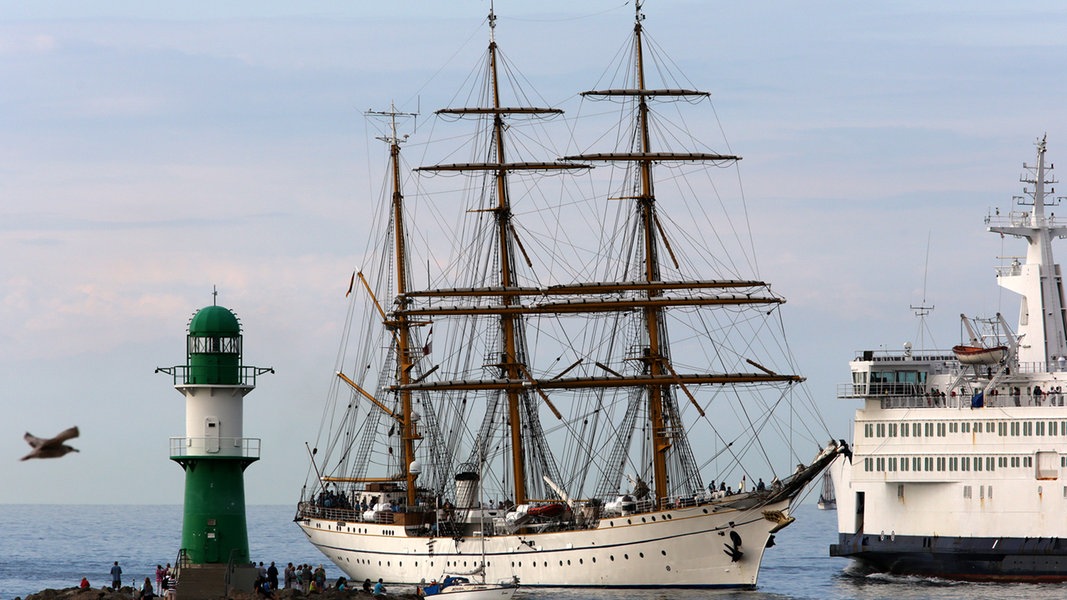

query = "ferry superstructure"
(830, 136), (1067, 580)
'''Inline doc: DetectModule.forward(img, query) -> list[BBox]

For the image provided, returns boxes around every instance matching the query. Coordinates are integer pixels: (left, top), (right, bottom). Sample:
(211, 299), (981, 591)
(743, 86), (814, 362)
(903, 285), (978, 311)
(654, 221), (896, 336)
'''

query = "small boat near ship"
(296, 2), (844, 590)
(420, 573), (517, 600)
(830, 136), (1067, 580)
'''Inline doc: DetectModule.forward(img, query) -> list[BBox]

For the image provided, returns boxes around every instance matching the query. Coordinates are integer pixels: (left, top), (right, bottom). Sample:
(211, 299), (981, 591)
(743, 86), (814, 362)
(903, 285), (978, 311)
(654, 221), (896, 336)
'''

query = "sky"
(3, 0), (1067, 506)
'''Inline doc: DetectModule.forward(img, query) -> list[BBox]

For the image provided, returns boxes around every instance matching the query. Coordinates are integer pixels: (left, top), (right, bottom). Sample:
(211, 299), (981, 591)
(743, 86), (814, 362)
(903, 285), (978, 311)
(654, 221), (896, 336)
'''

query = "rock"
(23, 587), (420, 600)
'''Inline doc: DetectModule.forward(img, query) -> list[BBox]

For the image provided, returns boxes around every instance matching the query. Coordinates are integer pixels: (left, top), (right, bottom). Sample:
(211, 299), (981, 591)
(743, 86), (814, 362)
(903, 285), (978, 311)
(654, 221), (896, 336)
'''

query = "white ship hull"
(299, 499), (791, 588)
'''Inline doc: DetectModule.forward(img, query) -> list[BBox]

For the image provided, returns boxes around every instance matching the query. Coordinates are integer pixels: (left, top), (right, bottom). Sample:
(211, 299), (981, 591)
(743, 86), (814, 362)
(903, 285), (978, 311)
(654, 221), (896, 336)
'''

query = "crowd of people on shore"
(252, 561), (387, 596)
(82, 559), (391, 598)
(78, 561), (177, 599)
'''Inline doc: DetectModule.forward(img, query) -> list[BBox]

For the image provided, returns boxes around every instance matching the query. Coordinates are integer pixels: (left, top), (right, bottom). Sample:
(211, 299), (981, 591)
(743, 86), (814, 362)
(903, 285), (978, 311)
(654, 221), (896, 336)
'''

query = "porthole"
(639, 552), (644, 558)
(610, 556), (615, 561)
(624, 554), (629, 560)
(661, 550), (666, 556)
(567, 560), (571, 566)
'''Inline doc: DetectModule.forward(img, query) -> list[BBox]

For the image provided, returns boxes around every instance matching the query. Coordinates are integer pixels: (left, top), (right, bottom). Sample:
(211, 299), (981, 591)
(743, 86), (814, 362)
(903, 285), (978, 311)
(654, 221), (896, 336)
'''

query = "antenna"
(910, 232), (935, 349)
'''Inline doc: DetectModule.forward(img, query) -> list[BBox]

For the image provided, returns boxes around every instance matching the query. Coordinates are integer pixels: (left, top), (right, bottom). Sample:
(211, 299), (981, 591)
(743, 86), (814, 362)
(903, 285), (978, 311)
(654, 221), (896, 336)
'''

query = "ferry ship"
(830, 136), (1067, 580)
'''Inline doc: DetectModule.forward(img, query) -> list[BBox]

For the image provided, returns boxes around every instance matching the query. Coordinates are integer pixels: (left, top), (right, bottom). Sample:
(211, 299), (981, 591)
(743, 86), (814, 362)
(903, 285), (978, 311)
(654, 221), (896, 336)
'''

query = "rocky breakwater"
(22, 587), (421, 600)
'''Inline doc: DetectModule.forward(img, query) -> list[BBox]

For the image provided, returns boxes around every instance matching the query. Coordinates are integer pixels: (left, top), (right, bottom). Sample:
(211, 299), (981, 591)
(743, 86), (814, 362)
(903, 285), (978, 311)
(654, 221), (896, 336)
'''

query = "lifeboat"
(952, 344), (1008, 365)
(527, 503), (566, 518)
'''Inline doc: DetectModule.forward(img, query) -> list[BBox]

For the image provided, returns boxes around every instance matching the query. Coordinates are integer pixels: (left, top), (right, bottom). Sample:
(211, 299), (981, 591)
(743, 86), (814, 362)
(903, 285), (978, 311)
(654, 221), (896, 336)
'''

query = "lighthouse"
(157, 298), (273, 568)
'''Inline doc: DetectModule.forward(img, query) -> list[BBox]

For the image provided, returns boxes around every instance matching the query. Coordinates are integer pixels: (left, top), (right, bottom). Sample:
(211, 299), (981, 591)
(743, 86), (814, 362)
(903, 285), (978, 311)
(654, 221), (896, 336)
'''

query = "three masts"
(298, 3), (841, 589)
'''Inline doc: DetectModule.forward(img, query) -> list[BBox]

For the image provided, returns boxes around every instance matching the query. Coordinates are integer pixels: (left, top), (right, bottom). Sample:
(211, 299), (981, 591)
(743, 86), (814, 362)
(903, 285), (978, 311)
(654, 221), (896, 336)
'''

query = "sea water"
(0, 504), (1063, 600)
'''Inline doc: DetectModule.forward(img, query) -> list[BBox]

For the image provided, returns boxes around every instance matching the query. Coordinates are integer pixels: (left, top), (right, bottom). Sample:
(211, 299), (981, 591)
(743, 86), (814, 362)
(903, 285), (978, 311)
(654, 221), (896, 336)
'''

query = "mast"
(564, 2), (755, 508)
(370, 104), (421, 507)
(988, 135), (1067, 367)
(415, 8), (587, 506)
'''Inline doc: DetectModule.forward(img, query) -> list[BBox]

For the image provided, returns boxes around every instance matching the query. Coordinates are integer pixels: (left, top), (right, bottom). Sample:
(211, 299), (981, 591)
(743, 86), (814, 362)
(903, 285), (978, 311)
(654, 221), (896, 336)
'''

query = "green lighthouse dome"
(186, 304), (242, 385)
(189, 304), (241, 336)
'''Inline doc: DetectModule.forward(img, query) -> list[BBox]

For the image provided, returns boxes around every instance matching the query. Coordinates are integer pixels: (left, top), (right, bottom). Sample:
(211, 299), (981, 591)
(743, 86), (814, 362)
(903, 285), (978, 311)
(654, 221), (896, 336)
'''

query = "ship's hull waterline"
(298, 499), (792, 588)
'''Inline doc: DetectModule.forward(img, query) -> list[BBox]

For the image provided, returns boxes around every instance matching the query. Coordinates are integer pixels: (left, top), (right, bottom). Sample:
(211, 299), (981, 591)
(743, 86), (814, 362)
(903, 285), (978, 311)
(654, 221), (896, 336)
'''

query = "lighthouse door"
(205, 417), (220, 453)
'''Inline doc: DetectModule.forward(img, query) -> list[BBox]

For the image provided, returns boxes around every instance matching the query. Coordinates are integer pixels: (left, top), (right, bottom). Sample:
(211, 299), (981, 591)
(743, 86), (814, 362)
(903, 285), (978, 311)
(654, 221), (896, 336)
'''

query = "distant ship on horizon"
(816, 472), (835, 511)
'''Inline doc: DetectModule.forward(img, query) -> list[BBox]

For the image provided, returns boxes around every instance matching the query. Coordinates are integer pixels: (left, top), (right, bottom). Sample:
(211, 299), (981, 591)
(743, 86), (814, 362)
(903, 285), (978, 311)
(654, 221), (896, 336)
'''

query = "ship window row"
(864, 420), (1065, 438)
(863, 455), (1043, 472)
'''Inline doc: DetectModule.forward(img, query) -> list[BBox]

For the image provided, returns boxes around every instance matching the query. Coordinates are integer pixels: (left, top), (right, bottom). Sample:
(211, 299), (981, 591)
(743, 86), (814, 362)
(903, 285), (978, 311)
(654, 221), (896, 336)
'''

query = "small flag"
(422, 326), (433, 355)
(346, 271), (355, 297)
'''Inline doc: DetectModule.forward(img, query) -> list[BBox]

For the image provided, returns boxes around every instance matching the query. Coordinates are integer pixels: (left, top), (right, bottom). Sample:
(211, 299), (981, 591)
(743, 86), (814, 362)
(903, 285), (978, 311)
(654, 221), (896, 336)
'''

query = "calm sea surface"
(0, 504), (1063, 600)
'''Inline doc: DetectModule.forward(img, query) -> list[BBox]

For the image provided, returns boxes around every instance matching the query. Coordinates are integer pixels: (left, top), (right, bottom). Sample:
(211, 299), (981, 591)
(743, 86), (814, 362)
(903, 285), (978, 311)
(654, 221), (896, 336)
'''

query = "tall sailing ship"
(296, 4), (843, 589)
(830, 136), (1067, 580)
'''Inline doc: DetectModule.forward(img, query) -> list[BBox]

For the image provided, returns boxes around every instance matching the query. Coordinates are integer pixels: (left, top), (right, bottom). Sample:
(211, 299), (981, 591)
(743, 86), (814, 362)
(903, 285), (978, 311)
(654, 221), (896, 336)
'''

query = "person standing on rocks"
(267, 562), (279, 590)
(284, 562), (296, 589)
(110, 561), (123, 590)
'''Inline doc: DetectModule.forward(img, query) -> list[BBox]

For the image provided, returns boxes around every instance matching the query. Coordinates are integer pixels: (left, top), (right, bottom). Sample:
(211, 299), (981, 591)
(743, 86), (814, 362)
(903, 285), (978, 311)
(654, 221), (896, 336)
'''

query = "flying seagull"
(21, 426), (79, 461)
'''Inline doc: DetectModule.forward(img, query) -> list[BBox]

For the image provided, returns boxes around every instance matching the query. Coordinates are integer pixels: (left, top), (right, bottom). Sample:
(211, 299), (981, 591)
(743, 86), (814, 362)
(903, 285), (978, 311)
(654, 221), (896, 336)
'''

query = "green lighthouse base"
(173, 455), (258, 564)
